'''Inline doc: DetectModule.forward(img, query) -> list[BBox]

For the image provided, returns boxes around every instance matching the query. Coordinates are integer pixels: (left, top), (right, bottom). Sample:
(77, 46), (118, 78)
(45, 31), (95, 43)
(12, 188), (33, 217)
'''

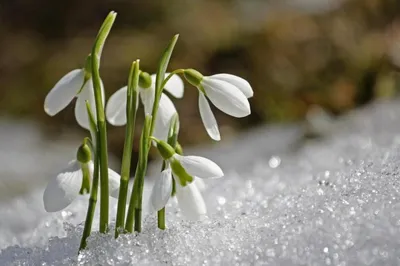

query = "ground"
(1, 99), (400, 265)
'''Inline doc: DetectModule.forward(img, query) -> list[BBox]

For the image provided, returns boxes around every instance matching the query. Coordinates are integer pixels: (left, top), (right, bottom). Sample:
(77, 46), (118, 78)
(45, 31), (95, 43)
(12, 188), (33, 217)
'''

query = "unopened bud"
(139, 71), (152, 89)
(77, 143), (91, 164)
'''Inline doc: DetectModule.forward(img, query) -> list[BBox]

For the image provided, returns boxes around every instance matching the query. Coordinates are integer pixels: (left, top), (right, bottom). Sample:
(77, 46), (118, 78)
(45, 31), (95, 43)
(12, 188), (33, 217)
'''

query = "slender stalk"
(79, 149), (100, 250)
(160, 69), (184, 91)
(157, 208), (166, 230)
(115, 60), (140, 238)
(135, 116), (151, 232)
(92, 81), (109, 232)
(125, 116), (151, 232)
(125, 167), (137, 232)
(79, 102), (100, 251)
(157, 161), (167, 229)
(91, 12), (116, 233)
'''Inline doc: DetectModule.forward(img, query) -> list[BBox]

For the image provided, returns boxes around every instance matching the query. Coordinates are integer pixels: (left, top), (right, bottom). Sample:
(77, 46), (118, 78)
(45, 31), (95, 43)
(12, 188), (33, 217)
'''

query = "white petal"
(202, 78), (250, 118)
(151, 73), (184, 98)
(75, 79), (105, 130)
(140, 86), (155, 115)
(199, 93), (220, 141)
(175, 181), (206, 220)
(153, 93), (177, 141)
(106, 86), (127, 126)
(210, 74), (253, 98)
(193, 177), (206, 191)
(173, 154), (224, 179)
(150, 168), (173, 211)
(151, 73), (184, 99)
(108, 167), (121, 198)
(164, 73), (184, 98)
(44, 69), (84, 116)
(43, 160), (82, 212)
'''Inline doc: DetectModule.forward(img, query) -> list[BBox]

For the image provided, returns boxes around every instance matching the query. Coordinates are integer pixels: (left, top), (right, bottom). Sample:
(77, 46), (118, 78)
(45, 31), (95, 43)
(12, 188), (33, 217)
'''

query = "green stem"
(115, 60), (140, 238)
(92, 51), (109, 232)
(157, 161), (167, 229)
(125, 167), (137, 232)
(79, 140), (100, 251)
(91, 11), (116, 234)
(125, 115), (151, 232)
(160, 69), (184, 91)
(157, 208), (166, 230)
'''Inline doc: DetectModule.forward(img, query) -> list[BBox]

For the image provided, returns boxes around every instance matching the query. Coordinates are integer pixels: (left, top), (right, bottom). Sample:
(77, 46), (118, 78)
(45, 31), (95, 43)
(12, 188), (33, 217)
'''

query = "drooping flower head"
(43, 141), (120, 212)
(183, 69), (253, 141)
(149, 138), (223, 220)
(44, 55), (104, 130)
(105, 72), (184, 141)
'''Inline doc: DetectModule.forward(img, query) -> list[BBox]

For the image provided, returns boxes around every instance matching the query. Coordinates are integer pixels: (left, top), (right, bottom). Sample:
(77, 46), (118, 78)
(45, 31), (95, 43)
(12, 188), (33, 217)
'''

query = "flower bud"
(76, 143), (91, 164)
(184, 69), (203, 87)
(156, 140), (176, 160)
(139, 71), (152, 89)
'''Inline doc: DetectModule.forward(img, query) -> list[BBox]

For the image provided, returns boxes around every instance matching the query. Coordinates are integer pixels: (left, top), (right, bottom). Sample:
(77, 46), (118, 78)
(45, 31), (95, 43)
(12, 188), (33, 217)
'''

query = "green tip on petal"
(184, 69), (203, 87)
(77, 142), (92, 164)
(139, 72), (152, 89)
(170, 158), (193, 186)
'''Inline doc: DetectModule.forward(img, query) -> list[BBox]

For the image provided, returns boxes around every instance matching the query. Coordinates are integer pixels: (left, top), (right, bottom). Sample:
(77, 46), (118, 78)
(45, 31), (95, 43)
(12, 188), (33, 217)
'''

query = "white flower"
(149, 167), (207, 220)
(194, 72), (253, 141)
(43, 160), (120, 212)
(149, 154), (222, 220)
(171, 154), (224, 179)
(106, 73), (184, 141)
(44, 69), (104, 130)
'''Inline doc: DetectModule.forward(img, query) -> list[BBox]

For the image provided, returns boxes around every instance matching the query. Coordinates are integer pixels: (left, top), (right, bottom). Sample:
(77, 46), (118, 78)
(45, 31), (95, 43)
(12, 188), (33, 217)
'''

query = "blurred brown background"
(1, 0), (400, 161)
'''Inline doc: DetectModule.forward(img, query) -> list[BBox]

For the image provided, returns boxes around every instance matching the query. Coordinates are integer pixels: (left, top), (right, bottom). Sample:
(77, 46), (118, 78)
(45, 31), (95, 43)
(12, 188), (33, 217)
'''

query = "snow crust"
(1, 99), (400, 265)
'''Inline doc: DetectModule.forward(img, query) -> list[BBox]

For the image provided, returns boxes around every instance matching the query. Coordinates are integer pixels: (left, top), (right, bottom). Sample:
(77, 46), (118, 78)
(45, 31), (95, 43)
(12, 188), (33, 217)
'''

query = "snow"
(1, 99), (400, 265)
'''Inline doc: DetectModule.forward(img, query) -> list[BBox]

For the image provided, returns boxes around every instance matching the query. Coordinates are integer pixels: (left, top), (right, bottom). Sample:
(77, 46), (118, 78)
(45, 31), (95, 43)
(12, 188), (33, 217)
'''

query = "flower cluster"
(42, 11), (253, 251)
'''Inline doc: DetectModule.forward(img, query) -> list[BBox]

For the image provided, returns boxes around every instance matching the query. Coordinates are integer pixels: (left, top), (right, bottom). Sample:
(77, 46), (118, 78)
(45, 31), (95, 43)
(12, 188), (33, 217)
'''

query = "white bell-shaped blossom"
(184, 69), (253, 141)
(149, 167), (207, 220)
(149, 145), (223, 220)
(44, 69), (104, 130)
(171, 154), (224, 179)
(43, 160), (120, 212)
(106, 73), (184, 141)
(199, 74), (253, 141)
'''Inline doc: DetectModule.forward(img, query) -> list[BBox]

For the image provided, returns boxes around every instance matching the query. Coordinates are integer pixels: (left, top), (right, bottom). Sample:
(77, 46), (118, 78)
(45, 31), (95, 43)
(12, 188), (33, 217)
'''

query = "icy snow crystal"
(1, 99), (400, 265)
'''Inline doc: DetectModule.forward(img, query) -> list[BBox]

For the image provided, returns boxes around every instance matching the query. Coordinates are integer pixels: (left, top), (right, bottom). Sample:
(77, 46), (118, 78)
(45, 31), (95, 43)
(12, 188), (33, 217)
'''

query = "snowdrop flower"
(44, 58), (104, 130)
(183, 69), (253, 141)
(150, 167), (207, 220)
(150, 139), (223, 219)
(106, 72), (184, 141)
(43, 143), (120, 212)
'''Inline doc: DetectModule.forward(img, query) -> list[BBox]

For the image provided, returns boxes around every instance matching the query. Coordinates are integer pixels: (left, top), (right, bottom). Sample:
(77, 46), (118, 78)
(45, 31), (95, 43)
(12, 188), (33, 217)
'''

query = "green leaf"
(139, 115), (152, 167)
(93, 11), (117, 59)
(155, 34), (179, 96)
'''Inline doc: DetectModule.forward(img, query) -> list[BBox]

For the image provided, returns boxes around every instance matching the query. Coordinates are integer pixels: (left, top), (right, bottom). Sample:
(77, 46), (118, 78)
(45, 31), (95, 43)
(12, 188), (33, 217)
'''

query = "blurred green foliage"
(0, 0), (400, 157)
